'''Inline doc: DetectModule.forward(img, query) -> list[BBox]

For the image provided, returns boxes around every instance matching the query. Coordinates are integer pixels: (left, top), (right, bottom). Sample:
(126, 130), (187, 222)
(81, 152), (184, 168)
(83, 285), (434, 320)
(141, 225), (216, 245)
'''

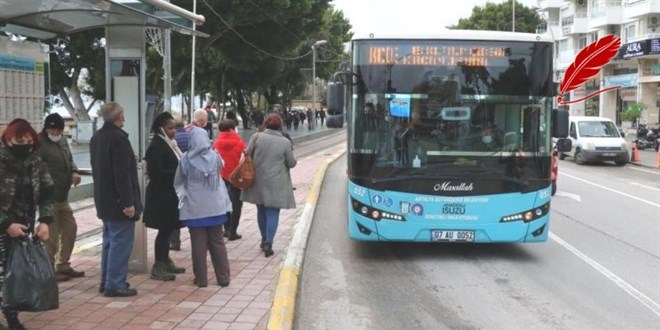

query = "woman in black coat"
(144, 112), (186, 281)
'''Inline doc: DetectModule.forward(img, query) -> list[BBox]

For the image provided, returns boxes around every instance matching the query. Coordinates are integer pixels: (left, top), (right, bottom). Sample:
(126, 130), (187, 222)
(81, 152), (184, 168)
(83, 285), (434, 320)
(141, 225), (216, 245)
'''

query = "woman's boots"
(165, 258), (186, 274)
(3, 309), (26, 330)
(150, 261), (175, 281)
(264, 243), (274, 257)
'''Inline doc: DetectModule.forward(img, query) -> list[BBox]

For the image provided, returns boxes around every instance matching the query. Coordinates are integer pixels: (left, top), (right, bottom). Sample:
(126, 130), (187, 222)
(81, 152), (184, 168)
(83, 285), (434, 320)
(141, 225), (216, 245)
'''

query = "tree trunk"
(69, 85), (91, 120)
(235, 89), (249, 129)
(58, 89), (77, 118)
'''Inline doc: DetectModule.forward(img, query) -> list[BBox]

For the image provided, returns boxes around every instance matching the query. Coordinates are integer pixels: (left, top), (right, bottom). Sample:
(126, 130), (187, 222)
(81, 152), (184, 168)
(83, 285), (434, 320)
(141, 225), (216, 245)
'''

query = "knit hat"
(44, 113), (65, 130)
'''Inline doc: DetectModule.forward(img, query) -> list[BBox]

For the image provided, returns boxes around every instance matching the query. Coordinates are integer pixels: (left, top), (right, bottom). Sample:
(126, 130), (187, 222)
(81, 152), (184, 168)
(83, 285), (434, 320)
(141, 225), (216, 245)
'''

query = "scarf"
(158, 132), (182, 160)
(179, 127), (221, 191)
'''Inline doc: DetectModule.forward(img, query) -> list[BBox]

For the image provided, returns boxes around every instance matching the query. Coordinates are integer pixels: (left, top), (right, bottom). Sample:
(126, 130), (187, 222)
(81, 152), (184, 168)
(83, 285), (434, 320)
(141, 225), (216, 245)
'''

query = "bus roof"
(352, 30), (554, 43)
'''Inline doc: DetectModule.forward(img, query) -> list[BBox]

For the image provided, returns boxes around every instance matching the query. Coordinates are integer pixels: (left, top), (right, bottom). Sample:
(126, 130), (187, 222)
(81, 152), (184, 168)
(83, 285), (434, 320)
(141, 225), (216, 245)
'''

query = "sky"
(330, 0), (539, 37)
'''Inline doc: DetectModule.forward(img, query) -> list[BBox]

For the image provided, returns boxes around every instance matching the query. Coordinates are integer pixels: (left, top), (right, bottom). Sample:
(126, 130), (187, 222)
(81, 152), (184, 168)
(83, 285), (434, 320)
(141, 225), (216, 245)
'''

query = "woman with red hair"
(0, 118), (55, 329)
(241, 114), (297, 257)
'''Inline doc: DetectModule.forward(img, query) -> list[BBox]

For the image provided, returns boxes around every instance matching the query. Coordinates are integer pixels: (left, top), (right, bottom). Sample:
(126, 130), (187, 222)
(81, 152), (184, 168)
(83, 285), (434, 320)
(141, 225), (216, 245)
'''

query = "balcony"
(623, 0), (660, 19)
(556, 49), (578, 70)
(627, 32), (660, 42)
(538, 0), (570, 10)
(589, 0), (625, 28)
(536, 21), (563, 38)
(561, 14), (590, 35)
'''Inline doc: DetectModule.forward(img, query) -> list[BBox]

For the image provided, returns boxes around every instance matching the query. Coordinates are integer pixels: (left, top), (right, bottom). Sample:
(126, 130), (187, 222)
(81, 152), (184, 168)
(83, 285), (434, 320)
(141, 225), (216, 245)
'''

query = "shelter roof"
(0, 0), (207, 39)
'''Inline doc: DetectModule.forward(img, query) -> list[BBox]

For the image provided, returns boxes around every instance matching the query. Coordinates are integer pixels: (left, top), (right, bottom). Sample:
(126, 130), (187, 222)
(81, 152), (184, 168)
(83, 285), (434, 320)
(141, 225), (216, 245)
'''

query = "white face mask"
(482, 135), (493, 144)
(48, 134), (62, 143)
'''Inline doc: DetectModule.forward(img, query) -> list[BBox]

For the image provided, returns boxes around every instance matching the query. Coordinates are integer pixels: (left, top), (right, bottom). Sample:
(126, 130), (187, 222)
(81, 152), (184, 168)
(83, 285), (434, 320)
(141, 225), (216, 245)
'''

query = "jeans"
(100, 219), (135, 290)
(256, 205), (280, 244)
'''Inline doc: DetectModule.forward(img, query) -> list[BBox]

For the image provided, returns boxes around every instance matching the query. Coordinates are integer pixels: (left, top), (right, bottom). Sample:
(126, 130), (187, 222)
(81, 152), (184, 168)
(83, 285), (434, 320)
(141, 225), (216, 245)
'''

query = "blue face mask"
(482, 135), (493, 144)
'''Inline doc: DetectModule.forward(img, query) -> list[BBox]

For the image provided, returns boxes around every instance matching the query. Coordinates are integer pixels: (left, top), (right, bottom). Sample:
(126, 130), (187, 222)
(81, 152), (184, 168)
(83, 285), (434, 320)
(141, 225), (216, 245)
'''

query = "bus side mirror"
(326, 82), (344, 128)
(555, 138), (572, 152)
(327, 82), (344, 115)
(552, 109), (569, 138)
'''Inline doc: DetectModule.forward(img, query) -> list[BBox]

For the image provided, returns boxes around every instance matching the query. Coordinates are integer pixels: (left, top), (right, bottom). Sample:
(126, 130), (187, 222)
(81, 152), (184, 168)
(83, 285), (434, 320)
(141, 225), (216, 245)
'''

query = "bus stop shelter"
(0, 0), (207, 272)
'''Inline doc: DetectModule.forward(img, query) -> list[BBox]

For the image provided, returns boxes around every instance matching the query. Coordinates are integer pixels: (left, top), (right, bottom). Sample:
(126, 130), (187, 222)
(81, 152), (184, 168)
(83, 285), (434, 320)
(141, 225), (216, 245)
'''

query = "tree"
(49, 29), (105, 120)
(448, 0), (543, 33)
(156, 0), (351, 127)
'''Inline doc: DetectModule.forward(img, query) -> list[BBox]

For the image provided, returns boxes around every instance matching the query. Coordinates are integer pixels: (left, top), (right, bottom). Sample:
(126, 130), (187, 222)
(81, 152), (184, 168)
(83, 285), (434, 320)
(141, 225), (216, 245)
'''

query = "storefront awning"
(0, 0), (208, 39)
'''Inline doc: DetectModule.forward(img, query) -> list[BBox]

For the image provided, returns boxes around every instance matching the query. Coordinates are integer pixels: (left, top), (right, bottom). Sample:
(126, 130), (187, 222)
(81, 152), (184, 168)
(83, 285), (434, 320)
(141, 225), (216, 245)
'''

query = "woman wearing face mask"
(143, 112), (186, 281)
(0, 118), (55, 330)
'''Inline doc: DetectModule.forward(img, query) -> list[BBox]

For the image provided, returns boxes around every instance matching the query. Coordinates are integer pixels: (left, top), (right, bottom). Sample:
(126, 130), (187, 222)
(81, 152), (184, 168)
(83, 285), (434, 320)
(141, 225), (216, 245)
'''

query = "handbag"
(230, 134), (259, 189)
(2, 236), (59, 312)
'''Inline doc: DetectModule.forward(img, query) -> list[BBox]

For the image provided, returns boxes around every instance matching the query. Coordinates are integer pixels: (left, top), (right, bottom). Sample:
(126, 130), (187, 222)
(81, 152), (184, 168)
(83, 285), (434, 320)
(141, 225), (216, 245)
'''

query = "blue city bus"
(326, 30), (570, 243)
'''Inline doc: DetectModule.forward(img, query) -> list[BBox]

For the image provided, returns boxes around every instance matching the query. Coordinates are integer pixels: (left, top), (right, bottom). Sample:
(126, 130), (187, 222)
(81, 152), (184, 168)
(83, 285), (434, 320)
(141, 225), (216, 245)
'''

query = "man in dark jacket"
(90, 101), (143, 297)
(38, 113), (85, 282)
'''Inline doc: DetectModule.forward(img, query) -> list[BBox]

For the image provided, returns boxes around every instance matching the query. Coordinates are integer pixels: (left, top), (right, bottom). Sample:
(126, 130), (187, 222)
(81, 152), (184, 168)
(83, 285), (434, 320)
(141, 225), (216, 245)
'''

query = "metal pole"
(163, 1), (172, 112)
(512, 0), (516, 32)
(189, 0), (197, 122)
(312, 45), (316, 112)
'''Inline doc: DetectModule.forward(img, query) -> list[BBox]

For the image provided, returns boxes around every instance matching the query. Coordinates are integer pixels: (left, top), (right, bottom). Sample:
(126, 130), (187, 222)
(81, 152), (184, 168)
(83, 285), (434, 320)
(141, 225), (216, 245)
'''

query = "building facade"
(537, 0), (660, 125)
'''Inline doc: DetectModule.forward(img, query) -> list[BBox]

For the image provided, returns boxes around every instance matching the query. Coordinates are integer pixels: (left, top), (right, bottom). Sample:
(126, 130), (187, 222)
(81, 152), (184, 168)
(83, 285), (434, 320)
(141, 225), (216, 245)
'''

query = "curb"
(267, 148), (346, 330)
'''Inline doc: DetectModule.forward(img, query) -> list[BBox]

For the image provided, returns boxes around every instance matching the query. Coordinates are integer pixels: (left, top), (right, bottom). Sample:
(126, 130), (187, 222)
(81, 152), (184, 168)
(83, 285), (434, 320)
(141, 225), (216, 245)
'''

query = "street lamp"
(311, 40), (328, 115)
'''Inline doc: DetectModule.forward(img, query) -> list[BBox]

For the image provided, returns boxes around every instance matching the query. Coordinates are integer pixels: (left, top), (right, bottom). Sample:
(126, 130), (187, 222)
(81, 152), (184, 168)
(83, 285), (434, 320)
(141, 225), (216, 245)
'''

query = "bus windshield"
(349, 39), (554, 180)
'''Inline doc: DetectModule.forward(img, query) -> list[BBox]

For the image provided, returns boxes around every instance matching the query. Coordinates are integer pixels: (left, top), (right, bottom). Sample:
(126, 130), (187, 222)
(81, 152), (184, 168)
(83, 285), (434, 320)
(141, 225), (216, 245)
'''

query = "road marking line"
(554, 191), (582, 202)
(550, 232), (660, 317)
(627, 166), (660, 175)
(628, 182), (660, 192)
(560, 172), (660, 208)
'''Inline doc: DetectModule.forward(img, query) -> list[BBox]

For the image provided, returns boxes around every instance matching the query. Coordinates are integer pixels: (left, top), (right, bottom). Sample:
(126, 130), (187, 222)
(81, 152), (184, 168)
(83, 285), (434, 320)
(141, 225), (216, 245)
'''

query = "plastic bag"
(2, 237), (59, 311)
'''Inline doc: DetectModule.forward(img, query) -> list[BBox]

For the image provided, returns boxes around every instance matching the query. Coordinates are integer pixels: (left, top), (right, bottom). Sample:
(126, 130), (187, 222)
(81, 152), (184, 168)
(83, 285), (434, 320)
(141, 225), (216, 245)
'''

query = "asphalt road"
(296, 156), (660, 330)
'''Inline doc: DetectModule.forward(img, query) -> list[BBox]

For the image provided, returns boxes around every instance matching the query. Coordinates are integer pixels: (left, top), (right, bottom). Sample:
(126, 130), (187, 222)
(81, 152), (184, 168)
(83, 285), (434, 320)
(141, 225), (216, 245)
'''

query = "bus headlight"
(351, 197), (406, 221)
(500, 202), (550, 223)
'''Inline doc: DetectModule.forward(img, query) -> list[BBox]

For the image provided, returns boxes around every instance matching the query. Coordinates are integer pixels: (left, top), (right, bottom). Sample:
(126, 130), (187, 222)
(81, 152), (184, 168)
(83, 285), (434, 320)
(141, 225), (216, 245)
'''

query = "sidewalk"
(620, 127), (660, 169)
(19, 142), (347, 330)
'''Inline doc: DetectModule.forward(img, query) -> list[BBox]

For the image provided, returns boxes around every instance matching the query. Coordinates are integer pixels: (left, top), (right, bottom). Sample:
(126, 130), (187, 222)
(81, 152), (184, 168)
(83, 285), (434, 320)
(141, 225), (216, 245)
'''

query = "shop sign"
(617, 38), (660, 59)
(619, 88), (637, 102)
(603, 73), (638, 88)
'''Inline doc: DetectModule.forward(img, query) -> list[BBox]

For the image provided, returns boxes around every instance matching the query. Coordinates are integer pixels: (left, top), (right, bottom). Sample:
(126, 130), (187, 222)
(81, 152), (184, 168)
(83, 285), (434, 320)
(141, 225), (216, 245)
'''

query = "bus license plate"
(431, 230), (474, 242)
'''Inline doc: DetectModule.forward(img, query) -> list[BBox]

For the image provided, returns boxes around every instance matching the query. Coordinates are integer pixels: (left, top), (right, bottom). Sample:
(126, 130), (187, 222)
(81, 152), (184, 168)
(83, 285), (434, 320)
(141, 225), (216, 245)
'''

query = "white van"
(559, 116), (629, 166)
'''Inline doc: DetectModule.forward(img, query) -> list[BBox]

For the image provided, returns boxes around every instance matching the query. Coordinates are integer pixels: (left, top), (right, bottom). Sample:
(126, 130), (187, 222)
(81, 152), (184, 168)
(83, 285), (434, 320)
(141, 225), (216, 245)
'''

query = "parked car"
(559, 116), (629, 166)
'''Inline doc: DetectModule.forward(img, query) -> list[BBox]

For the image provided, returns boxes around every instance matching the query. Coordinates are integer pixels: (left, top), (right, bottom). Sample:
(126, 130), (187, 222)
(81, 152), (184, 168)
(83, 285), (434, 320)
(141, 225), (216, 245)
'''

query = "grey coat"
(240, 129), (297, 209)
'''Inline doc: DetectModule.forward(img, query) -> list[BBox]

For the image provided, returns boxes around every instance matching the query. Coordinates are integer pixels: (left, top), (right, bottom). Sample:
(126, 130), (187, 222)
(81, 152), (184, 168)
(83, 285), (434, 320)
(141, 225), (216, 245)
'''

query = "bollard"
(631, 141), (641, 163)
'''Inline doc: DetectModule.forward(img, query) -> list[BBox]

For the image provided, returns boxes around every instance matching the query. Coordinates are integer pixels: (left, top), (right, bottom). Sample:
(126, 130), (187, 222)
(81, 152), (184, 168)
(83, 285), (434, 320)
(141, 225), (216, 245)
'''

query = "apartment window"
(589, 32), (599, 43)
(578, 37), (587, 50)
(625, 24), (636, 42)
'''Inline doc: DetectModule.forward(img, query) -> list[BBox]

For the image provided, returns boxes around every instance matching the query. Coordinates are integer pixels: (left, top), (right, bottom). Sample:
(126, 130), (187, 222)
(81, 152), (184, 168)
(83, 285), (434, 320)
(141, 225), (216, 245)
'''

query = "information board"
(0, 37), (48, 132)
